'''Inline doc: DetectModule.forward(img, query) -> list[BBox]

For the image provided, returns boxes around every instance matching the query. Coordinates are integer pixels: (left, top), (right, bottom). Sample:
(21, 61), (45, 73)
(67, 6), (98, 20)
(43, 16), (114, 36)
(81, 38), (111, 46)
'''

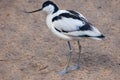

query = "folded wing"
(52, 10), (105, 40)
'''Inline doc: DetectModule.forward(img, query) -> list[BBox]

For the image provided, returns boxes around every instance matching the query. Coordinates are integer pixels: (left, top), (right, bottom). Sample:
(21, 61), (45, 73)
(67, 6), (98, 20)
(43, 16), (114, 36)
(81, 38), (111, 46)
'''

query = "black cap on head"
(42, 0), (59, 13)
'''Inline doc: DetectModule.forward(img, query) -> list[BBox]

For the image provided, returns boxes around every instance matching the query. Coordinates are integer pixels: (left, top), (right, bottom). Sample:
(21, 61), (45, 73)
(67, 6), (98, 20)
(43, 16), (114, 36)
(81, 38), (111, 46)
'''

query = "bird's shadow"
(72, 52), (120, 73)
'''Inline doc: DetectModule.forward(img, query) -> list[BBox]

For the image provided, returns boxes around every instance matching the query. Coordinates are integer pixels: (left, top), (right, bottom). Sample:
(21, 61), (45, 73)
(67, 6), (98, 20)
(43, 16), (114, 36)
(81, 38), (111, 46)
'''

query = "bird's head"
(25, 1), (59, 14)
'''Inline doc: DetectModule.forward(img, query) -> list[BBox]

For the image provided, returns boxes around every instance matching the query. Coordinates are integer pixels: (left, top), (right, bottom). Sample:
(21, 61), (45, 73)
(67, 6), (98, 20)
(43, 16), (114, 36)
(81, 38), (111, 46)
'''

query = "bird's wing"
(52, 11), (88, 32)
(52, 10), (102, 37)
(53, 17), (85, 33)
(67, 10), (88, 21)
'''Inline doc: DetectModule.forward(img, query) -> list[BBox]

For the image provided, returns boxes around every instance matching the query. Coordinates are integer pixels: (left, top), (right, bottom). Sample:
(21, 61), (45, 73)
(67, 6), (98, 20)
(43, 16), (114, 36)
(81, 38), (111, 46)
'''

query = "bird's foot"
(59, 65), (80, 75)
(69, 64), (80, 71)
(59, 69), (68, 75)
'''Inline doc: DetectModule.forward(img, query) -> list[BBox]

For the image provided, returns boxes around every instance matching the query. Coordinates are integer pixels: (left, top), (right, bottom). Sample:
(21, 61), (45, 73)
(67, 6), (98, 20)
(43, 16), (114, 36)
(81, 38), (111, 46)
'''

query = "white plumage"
(46, 9), (104, 40)
(25, 1), (105, 75)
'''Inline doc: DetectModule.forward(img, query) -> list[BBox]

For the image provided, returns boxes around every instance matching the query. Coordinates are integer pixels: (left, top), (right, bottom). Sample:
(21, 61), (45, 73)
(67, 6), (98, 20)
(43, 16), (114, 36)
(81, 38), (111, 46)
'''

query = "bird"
(25, 0), (105, 75)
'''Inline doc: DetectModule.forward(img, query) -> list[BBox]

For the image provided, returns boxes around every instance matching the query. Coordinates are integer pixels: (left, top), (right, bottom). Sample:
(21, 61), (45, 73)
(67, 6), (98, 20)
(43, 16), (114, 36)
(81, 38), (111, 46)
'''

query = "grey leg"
(70, 40), (81, 70)
(77, 40), (81, 68)
(59, 41), (73, 75)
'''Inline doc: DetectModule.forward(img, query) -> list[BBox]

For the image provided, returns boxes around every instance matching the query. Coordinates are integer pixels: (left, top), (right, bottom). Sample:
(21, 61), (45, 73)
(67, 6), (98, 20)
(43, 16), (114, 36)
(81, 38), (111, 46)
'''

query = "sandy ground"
(0, 0), (120, 80)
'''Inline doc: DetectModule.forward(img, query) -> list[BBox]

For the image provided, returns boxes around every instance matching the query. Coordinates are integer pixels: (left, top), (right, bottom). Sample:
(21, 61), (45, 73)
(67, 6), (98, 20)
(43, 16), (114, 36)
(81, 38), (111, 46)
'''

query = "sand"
(0, 0), (120, 80)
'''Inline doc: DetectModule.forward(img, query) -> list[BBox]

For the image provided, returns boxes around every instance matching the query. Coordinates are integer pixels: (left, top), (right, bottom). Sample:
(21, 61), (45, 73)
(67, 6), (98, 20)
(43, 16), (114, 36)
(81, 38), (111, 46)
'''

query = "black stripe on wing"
(67, 10), (87, 21)
(79, 34), (105, 39)
(55, 22), (93, 33)
(52, 12), (84, 22)
(96, 34), (105, 39)
(79, 23), (92, 31)
(67, 10), (79, 16)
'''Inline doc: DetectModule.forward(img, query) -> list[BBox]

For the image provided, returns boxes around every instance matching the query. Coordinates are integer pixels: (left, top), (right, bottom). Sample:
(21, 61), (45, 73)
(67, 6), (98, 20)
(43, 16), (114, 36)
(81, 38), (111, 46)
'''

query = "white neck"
(42, 5), (55, 14)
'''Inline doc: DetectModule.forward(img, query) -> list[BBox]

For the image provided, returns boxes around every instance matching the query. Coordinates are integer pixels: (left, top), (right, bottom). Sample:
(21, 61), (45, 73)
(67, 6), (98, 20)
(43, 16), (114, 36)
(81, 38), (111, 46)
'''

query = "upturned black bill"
(24, 8), (42, 13)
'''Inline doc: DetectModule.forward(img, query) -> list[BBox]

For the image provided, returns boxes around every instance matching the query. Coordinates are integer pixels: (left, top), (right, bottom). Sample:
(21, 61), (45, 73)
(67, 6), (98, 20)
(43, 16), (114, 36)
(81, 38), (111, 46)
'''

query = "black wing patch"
(52, 16), (62, 22)
(52, 11), (84, 22)
(55, 23), (93, 33)
(67, 10), (80, 17)
(52, 10), (87, 22)
(67, 10), (87, 21)
(79, 23), (92, 31)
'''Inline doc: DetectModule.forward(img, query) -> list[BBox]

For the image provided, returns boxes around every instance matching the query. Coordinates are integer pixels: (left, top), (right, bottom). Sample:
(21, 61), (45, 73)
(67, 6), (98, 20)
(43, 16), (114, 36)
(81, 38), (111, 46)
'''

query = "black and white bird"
(25, 0), (105, 75)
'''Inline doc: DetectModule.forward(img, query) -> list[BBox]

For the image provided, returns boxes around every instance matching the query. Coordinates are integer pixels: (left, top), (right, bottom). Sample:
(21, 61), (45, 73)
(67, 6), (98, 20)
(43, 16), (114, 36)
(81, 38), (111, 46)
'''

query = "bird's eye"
(43, 4), (46, 7)
(43, 3), (48, 7)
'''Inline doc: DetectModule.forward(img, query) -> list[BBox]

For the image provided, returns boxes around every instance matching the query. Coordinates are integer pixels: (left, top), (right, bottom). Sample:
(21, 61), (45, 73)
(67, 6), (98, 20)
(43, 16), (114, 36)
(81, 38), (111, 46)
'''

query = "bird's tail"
(88, 25), (105, 40)
(91, 34), (105, 40)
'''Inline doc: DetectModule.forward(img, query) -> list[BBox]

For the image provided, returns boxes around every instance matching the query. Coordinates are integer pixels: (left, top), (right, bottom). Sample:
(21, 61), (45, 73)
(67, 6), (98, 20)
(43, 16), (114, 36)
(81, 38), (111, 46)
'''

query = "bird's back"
(46, 10), (105, 40)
